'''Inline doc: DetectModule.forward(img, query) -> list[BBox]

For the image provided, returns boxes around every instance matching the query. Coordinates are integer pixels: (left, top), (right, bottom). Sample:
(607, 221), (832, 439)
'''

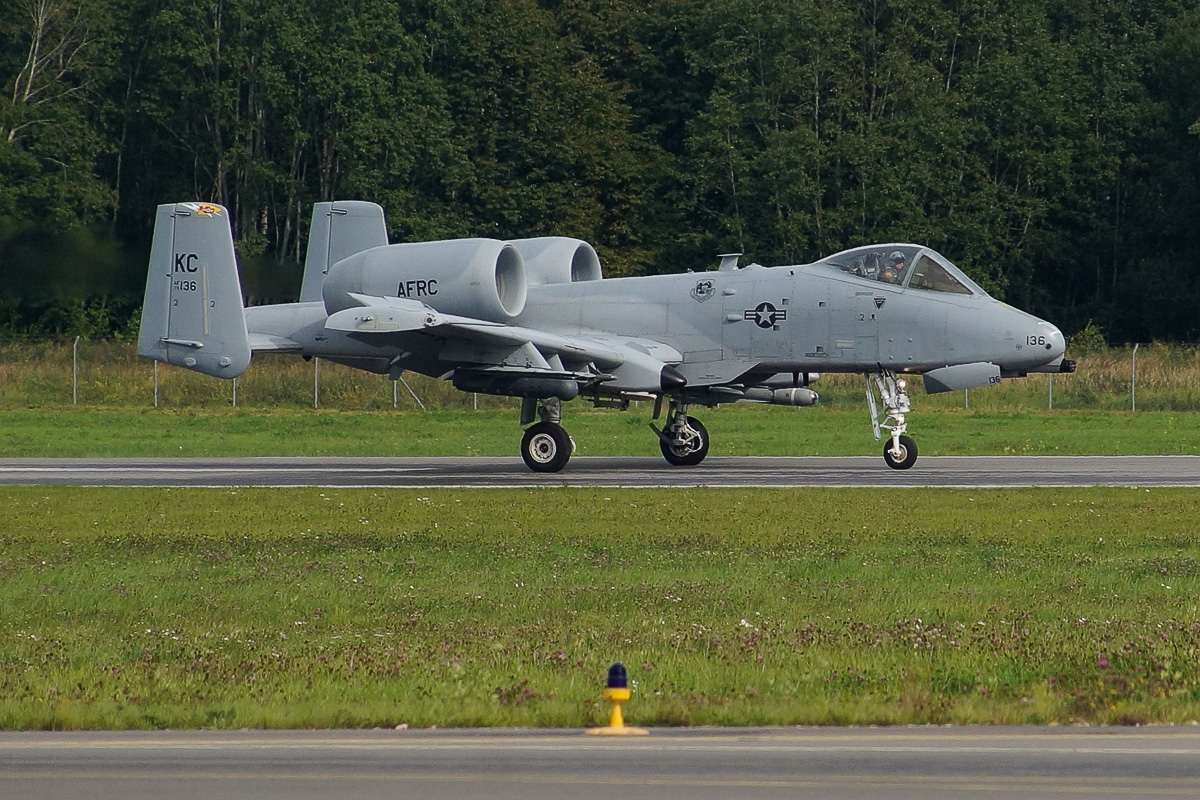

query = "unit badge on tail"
(184, 202), (224, 217)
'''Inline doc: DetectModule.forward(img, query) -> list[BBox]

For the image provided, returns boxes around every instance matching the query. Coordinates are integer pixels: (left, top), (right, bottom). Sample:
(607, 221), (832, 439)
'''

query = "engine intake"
(510, 237), (602, 286)
(323, 239), (527, 321)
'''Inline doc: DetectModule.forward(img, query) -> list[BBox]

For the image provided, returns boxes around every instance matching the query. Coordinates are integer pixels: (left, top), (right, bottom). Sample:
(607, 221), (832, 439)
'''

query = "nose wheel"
(883, 433), (918, 470)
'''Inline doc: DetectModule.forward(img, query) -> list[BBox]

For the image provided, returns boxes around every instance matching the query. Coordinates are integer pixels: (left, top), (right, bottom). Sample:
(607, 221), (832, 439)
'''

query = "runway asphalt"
(0, 454), (1198, 488)
(4, 727), (1200, 800)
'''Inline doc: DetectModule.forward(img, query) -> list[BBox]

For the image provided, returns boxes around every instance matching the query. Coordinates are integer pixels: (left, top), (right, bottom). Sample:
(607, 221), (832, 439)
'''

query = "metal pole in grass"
(399, 375), (425, 410)
(1048, 374), (1053, 410)
(393, 379), (398, 409)
(232, 377), (238, 407)
(964, 389), (969, 409)
(1131, 343), (1139, 412)
(153, 360), (158, 407)
(314, 357), (320, 409)
(72, 336), (80, 405)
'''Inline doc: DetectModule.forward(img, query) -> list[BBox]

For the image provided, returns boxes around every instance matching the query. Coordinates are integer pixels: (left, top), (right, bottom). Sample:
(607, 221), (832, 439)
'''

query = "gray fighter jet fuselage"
(138, 201), (1074, 472)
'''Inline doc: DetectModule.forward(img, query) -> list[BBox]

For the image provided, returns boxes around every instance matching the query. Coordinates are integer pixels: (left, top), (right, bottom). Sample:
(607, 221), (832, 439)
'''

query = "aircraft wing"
(325, 294), (683, 393)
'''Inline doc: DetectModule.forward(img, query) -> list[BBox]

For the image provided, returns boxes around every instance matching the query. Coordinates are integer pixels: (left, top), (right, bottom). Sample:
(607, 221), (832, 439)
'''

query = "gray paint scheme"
(137, 201), (1071, 471)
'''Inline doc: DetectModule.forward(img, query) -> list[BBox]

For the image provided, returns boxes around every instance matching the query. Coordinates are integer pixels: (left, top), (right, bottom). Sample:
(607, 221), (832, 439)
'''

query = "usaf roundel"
(744, 302), (787, 329)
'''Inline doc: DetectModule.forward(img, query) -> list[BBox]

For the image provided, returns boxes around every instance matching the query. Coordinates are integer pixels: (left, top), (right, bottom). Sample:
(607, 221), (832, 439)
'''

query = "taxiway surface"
(4, 728), (1200, 800)
(0, 454), (1197, 488)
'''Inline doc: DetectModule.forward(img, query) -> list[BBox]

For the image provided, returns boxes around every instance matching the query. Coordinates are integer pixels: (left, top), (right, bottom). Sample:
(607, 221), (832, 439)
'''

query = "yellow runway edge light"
(588, 662), (648, 736)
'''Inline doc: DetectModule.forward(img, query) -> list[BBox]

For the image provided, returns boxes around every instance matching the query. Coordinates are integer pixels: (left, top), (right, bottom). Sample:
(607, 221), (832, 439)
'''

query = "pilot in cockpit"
(881, 251), (906, 284)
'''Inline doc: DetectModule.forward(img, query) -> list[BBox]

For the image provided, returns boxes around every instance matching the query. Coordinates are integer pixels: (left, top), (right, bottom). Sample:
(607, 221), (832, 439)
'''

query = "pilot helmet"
(888, 250), (906, 265)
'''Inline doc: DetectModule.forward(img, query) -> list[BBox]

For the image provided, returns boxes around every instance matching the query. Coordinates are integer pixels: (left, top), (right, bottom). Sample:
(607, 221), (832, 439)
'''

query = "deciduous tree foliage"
(0, 0), (1197, 343)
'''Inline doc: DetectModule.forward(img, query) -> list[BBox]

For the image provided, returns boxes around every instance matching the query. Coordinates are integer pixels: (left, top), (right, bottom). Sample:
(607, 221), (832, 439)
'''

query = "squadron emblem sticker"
(183, 202), (224, 217)
(691, 279), (716, 303)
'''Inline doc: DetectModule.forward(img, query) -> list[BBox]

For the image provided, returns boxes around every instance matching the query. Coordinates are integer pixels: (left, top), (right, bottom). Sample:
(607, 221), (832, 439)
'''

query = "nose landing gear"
(867, 371), (918, 470)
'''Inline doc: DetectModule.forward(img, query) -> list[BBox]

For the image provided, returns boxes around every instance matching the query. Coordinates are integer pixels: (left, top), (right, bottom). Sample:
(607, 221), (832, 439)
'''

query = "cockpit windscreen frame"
(813, 244), (985, 297)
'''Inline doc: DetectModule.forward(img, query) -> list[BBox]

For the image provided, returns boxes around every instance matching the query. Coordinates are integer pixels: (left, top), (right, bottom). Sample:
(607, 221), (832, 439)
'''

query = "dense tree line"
(1, 0), (1198, 343)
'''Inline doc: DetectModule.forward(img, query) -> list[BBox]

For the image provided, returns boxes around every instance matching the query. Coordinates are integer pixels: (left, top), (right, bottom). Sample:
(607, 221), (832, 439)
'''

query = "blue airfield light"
(588, 662), (647, 736)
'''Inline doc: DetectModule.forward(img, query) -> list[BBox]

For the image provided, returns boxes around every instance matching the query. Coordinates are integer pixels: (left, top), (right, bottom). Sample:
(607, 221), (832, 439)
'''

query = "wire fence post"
(72, 336), (81, 405)
(393, 379), (398, 409)
(232, 376), (238, 408)
(153, 360), (159, 407)
(314, 358), (320, 409)
(964, 389), (969, 409)
(1048, 374), (1053, 410)
(1131, 343), (1139, 412)
(398, 375), (425, 410)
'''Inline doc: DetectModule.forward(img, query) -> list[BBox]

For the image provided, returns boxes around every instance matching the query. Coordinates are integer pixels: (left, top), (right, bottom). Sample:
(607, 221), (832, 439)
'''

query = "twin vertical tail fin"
(299, 201), (388, 302)
(137, 203), (251, 378)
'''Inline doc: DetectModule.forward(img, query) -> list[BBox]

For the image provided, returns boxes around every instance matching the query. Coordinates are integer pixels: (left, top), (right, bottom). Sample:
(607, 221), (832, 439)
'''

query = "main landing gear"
(866, 370), (918, 470)
(651, 398), (710, 467)
(520, 397), (575, 473)
(518, 395), (712, 473)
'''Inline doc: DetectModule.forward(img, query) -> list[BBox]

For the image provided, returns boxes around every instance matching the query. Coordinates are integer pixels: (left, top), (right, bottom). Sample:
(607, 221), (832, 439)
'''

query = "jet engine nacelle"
(322, 239), (528, 321)
(510, 237), (603, 286)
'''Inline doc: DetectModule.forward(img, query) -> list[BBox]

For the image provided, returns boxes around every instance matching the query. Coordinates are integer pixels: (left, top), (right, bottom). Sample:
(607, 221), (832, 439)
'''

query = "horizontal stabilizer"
(325, 299), (437, 333)
(246, 333), (303, 352)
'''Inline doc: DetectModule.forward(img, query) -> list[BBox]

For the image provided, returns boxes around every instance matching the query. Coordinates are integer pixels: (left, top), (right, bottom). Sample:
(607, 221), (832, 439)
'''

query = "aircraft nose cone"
(1045, 324), (1066, 359)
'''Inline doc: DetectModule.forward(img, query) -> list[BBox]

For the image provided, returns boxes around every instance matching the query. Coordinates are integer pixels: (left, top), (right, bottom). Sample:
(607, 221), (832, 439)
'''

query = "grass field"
(3, 487), (1200, 730)
(3, 341), (1200, 730)
(0, 406), (1197, 458)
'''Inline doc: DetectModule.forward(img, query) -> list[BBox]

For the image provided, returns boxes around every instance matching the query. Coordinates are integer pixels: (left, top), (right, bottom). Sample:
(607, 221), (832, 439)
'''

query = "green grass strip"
(2, 486), (1199, 729)
(2, 406), (1200, 456)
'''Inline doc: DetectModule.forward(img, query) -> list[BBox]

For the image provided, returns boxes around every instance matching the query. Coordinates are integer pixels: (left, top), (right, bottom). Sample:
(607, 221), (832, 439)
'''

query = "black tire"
(659, 416), (710, 466)
(883, 434), (918, 470)
(521, 422), (572, 473)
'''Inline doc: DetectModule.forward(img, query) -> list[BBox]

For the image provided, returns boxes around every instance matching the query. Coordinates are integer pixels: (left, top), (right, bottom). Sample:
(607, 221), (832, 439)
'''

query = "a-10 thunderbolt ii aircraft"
(138, 201), (1075, 472)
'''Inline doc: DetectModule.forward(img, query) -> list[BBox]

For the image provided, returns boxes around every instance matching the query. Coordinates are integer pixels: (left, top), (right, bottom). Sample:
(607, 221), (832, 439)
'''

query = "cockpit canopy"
(812, 244), (984, 296)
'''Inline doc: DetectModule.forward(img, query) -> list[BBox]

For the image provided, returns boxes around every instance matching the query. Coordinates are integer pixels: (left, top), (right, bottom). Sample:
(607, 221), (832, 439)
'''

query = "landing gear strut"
(651, 398), (710, 466)
(520, 397), (574, 473)
(866, 371), (918, 470)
